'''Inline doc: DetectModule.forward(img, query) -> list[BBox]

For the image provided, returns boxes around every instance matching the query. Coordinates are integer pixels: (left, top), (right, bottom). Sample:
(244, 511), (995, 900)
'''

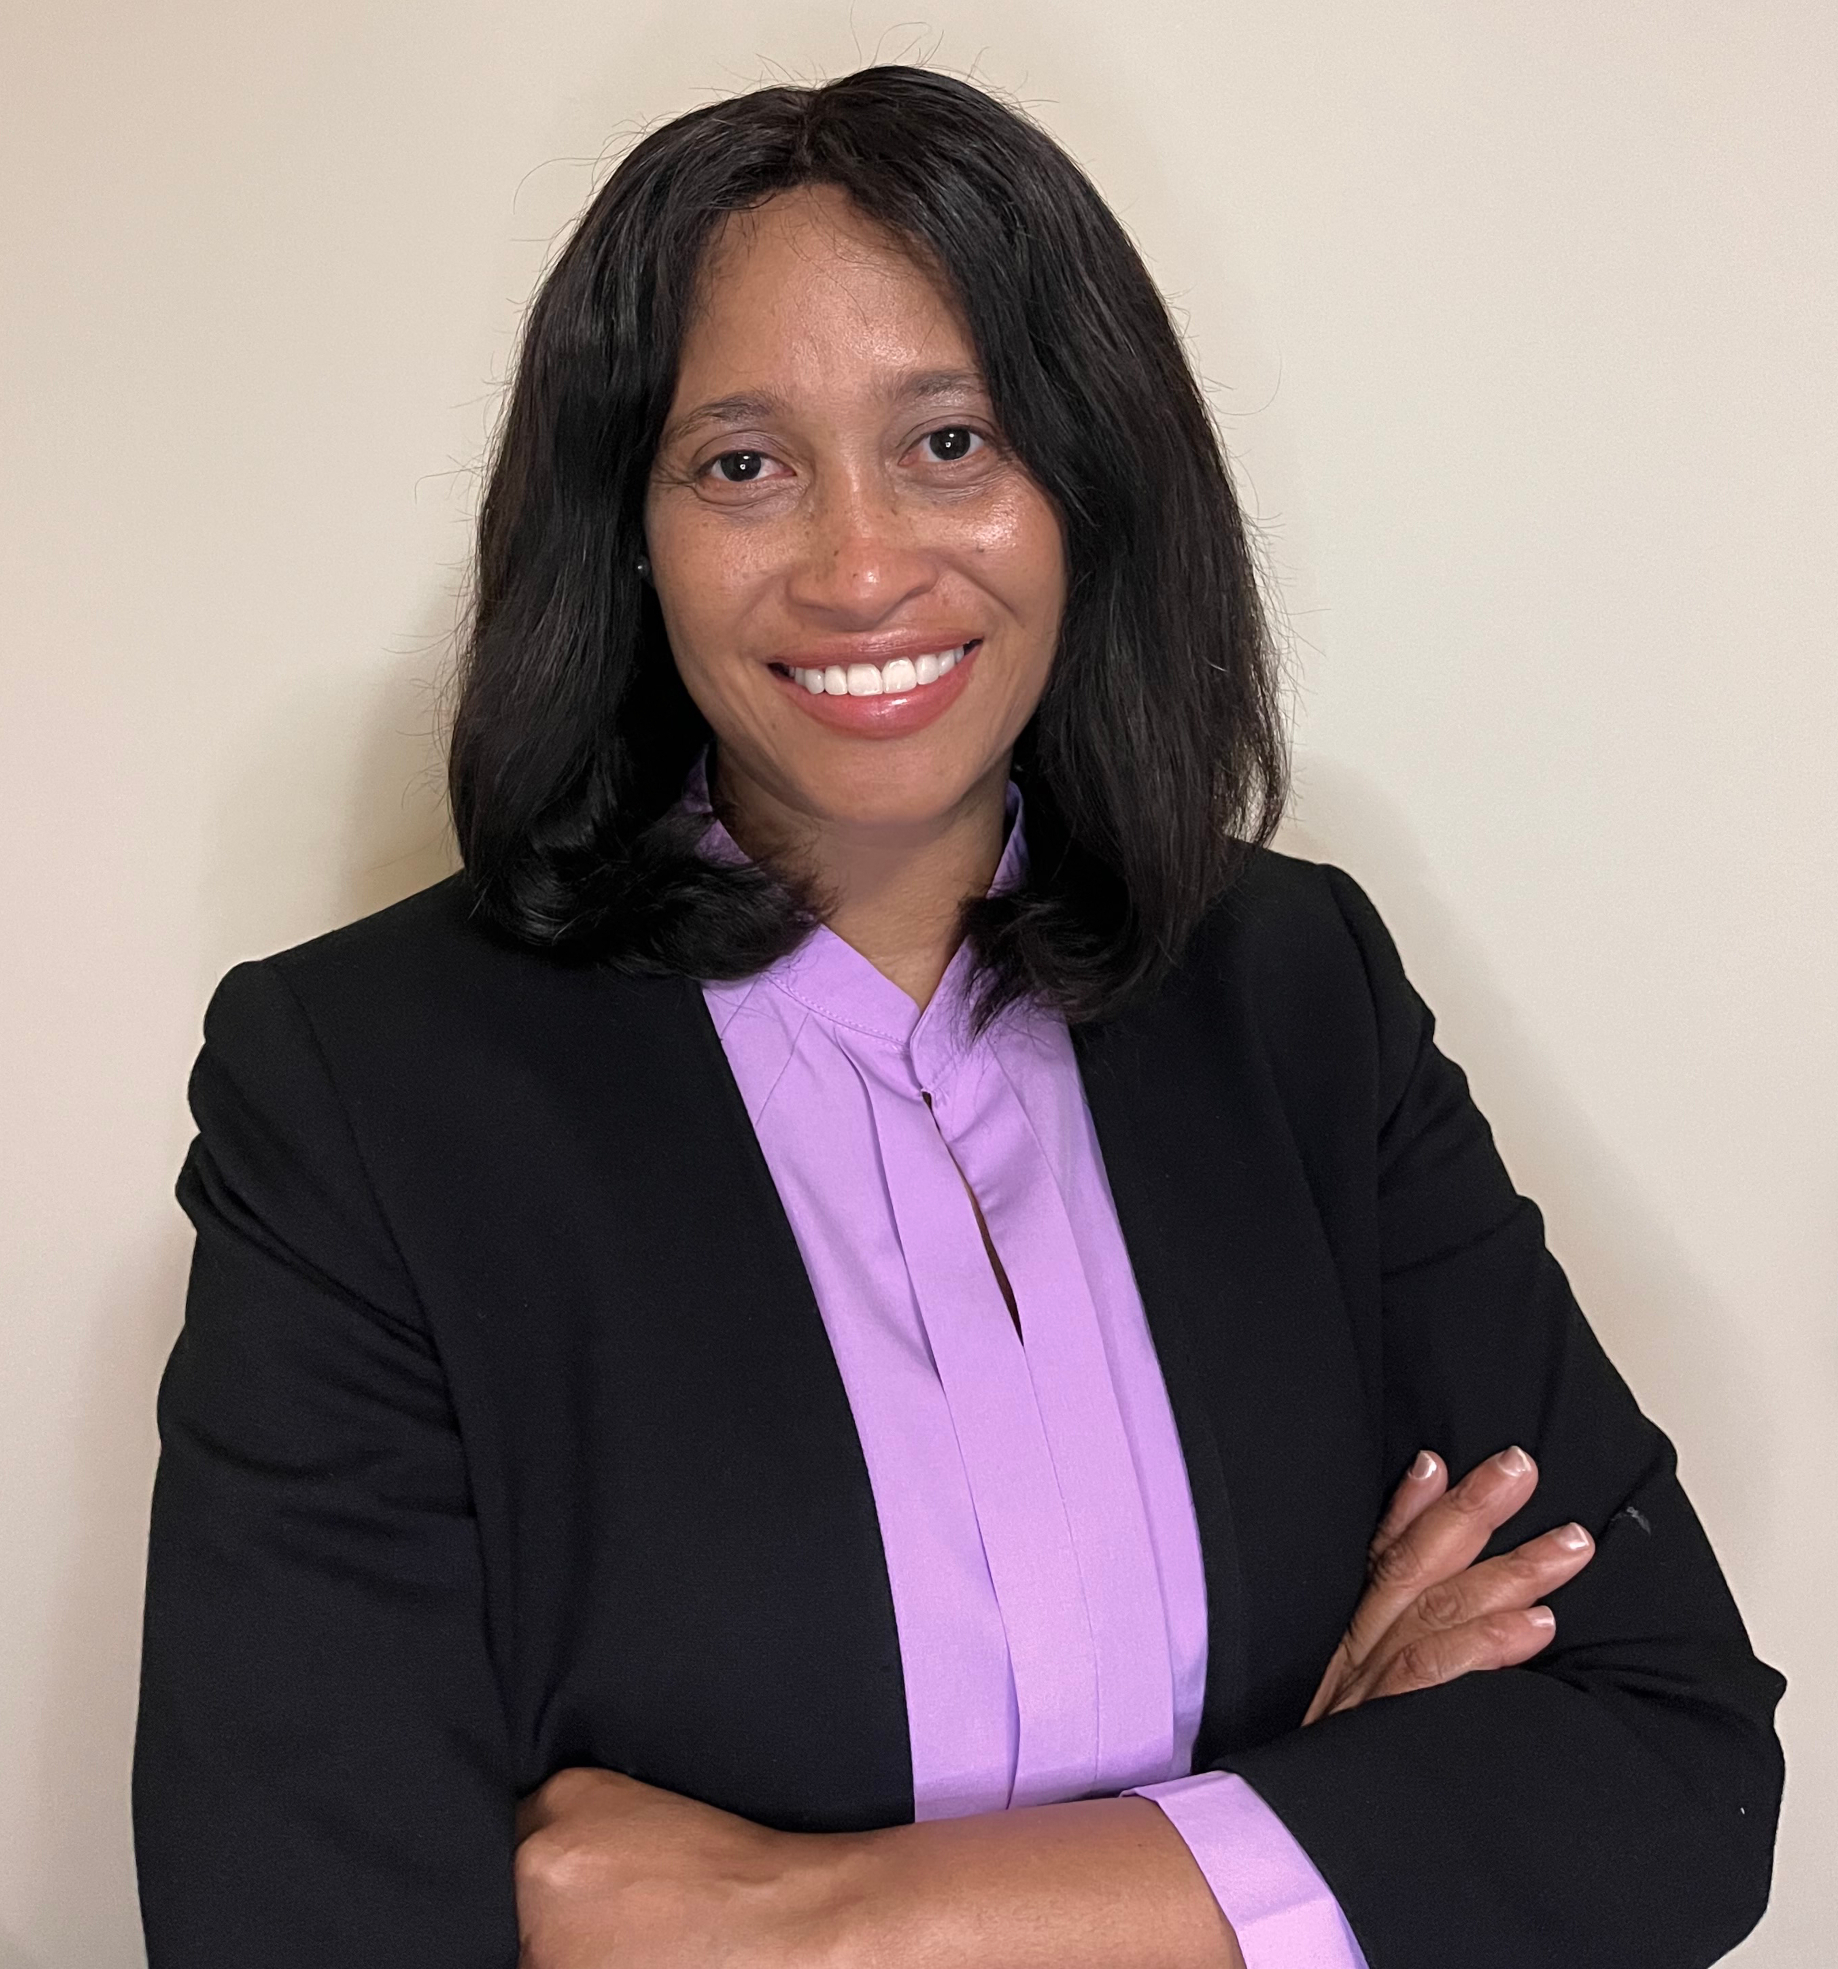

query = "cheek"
(645, 507), (778, 677)
(972, 486), (1067, 660)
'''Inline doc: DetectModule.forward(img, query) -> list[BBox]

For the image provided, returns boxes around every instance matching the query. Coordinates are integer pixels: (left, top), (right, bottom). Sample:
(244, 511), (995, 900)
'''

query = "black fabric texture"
(132, 852), (1785, 1968)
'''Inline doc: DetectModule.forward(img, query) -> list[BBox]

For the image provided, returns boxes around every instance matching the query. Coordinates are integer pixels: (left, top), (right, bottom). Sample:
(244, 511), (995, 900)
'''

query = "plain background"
(2, 3), (1832, 1962)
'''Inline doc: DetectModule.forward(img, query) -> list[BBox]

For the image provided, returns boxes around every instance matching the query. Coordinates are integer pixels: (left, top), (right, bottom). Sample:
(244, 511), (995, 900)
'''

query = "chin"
(793, 753), (988, 831)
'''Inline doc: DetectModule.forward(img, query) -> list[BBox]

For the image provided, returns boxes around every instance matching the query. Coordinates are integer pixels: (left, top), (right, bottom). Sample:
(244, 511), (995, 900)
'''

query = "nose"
(782, 467), (937, 626)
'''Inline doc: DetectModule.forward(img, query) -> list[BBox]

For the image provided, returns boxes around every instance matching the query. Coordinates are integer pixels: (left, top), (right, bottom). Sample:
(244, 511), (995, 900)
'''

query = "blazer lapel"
(430, 957), (916, 1831)
(503, 938), (1373, 1818)
(605, 953), (1378, 1795)
(1073, 953), (1380, 1761)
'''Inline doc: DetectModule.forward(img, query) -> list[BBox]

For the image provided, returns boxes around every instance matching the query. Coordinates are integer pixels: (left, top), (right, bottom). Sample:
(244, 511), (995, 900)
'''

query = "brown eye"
(714, 450), (767, 482)
(925, 427), (979, 461)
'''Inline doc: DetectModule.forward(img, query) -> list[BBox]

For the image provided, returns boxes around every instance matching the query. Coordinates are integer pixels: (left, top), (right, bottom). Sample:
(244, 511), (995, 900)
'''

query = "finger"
(1345, 1521), (1592, 1703)
(1338, 1445), (1539, 1671)
(1302, 1633), (1356, 1727)
(1304, 1452), (1449, 1729)
(1332, 1604), (1559, 1712)
(1392, 1521), (1594, 1641)
(1370, 1450), (1448, 1561)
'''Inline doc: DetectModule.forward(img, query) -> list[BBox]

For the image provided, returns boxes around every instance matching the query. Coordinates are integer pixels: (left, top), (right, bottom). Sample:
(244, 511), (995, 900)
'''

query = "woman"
(132, 65), (1784, 1969)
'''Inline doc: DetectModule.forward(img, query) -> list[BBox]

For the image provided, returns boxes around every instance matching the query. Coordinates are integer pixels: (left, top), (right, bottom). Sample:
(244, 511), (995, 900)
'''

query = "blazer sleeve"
(1213, 866), (1786, 1969)
(132, 958), (520, 1968)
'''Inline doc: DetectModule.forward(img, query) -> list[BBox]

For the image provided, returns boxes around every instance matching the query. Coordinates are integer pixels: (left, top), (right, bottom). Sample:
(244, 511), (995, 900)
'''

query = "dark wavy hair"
(448, 64), (1286, 1034)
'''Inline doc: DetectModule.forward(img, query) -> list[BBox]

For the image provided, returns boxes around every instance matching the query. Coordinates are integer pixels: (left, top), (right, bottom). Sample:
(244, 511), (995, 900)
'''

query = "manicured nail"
(1553, 1522), (1592, 1551)
(1495, 1445), (1533, 1477)
(1524, 1606), (1555, 1631)
(1410, 1451), (1438, 1481)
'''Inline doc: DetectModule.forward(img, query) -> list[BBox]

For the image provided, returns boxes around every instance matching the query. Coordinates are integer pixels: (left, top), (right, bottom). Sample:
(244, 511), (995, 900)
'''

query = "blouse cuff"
(1127, 1769), (1370, 1969)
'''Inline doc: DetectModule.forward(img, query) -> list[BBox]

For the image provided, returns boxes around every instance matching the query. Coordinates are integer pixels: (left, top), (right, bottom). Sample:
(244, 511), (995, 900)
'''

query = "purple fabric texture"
(682, 747), (1364, 1969)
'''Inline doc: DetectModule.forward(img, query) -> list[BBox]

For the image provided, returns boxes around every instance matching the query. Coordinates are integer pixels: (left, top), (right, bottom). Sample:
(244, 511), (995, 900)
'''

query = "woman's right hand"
(1303, 1445), (1595, 1726)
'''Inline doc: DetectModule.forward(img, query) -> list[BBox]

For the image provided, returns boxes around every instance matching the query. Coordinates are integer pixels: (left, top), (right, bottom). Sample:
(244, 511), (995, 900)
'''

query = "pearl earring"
(635, 553), (653, 583)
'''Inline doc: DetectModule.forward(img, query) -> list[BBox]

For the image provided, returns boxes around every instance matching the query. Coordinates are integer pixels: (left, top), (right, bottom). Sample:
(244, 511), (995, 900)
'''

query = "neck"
(709, 747), (1012, 1012)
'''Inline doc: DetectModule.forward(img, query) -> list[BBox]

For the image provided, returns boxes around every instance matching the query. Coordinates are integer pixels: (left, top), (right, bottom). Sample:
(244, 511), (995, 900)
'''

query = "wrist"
(762, 1825), (889, 1969)
(761, 1800), (1246, 1969)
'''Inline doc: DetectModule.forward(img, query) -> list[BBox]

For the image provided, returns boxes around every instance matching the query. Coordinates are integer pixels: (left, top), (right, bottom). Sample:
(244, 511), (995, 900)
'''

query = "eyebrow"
(659, 368), (990, 449)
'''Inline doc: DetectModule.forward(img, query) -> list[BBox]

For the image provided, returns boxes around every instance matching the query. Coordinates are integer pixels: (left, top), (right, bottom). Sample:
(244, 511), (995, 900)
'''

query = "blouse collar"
(677, 742), (1032, 1082)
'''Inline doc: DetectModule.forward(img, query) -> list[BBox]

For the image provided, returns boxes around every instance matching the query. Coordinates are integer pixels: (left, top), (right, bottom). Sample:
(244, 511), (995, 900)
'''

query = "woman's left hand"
(515, 1767), (839, 1969)
(1303, 1445), (1595, 1725)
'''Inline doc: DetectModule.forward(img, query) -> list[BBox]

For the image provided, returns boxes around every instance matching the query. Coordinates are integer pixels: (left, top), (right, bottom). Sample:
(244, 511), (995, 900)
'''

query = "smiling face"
(643, 184), (1066, 862)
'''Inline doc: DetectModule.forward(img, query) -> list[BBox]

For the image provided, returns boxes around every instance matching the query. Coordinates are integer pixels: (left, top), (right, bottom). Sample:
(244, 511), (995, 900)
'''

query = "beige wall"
(3, 3), (1832, 1961)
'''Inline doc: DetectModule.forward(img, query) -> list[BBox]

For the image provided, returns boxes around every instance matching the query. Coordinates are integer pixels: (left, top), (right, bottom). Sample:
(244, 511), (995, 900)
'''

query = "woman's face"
(644, 184), (1066, 849)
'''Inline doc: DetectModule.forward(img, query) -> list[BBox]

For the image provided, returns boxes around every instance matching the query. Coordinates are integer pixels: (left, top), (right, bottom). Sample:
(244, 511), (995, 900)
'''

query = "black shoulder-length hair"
(449, 64), (1286, 1035)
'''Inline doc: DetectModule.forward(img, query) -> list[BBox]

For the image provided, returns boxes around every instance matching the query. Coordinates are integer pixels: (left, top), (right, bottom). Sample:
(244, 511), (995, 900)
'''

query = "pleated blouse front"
(682, 746), (1365, 1969)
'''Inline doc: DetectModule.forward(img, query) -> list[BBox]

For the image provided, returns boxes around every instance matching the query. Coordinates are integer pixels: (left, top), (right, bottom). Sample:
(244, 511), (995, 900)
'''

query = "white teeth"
(790, 647), (967, 698)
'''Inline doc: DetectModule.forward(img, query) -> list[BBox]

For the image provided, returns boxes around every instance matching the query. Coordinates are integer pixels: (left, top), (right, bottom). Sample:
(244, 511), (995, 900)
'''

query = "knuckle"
(1487, 1611), (1535, 1649)
(1369, 1537), (1426, 1592)
(1445, 1480), (1497, 1524)
(1415, 1578), (1469, 1630)
(1502, 1547), (1553, 1593)
(533, 1767), (597, 1815)
(1461, 1613), (1534, 1669)
(1387, 1639), (1439, 1692)
(515, 1828), (593, 1896)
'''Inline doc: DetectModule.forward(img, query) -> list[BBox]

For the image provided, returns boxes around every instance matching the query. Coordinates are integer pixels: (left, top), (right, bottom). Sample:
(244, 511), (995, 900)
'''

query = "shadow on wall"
(1279, 752), (1772, 1560)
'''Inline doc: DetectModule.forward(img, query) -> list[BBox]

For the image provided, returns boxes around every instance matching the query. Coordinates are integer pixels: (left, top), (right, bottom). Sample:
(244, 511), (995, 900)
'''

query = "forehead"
(674, 184), (980, 397)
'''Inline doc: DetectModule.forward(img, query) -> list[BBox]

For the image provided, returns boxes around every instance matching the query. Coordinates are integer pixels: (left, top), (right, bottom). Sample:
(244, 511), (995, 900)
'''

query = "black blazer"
(132, 851), (1785, 1969)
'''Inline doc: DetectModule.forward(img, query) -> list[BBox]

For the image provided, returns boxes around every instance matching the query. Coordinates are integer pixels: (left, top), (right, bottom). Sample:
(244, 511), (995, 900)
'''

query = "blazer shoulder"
(1195, 844), (1402, 995)
(190, 873), (503, 1164)
(205, 869), (705, 1124)
(259, 872), (495, 990)
(243, 871), (649, 1037)
(1179, 845), (1430, 1097)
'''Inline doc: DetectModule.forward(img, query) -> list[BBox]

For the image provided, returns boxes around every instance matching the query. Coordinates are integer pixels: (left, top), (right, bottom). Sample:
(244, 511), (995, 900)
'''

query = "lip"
(768, 638), (983, 739)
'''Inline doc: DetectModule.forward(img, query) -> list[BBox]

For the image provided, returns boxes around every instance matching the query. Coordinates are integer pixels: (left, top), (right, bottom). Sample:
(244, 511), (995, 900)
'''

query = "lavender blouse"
(682, 748), (1366, 1969)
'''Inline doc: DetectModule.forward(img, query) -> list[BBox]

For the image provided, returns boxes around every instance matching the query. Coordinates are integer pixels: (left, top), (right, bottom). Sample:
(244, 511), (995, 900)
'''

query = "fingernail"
(1525, 1606), (1555, 1631)
(1495, 1445), (1533, 1477)
(1410, 1451), (1438, 1481)
(1553, 1522), (1592, 1551)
